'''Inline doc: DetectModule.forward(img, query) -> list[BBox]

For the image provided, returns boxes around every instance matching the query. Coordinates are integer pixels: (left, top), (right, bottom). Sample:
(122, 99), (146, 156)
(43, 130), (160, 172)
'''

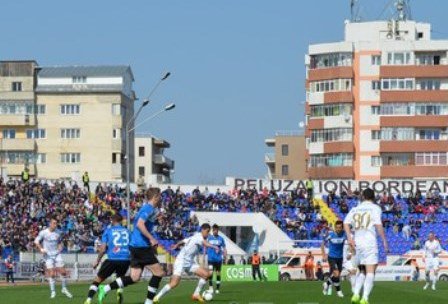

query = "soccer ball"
(202, 290), (214, 301)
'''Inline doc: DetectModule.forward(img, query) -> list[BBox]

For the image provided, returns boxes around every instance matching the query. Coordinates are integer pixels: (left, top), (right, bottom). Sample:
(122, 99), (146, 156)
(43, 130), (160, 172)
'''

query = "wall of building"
(273, 135), (306, 180)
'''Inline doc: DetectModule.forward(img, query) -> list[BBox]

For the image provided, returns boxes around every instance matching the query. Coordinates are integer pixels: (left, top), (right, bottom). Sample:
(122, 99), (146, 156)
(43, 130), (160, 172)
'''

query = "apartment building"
(305, 18), (448, 180)
(0, 61), (136, 182)
(265, 131), (306, 180)
(135, 134), (174, 184)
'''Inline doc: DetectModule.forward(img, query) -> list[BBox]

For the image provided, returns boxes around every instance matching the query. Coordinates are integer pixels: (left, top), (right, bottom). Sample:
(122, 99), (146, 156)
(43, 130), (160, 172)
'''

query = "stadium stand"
(1, 177), (447, 263)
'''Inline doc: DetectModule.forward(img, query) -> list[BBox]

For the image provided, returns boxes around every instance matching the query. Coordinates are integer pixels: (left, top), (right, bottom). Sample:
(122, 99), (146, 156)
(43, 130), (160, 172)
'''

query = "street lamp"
(125, 72), (171, 229)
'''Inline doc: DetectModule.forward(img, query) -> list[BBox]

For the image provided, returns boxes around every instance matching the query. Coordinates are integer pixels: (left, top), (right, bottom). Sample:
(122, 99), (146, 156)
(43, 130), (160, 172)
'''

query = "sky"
(1, 0), (447, 184)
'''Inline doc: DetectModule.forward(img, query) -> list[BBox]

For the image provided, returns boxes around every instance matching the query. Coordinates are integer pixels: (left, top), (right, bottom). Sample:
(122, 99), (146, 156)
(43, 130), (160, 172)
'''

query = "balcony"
(112, 139), (123, 151)
(265, 138), (275, 147)
(0, 139), (35, 151)
(265, 153), (275, 164)
(380, 115), (448, 127)
(380, 65), (448, 79)
(154, 154), (174, 169)
(380, 140), (448, 153)
(381, 165), (448, 178)
(323, 142), (354, 153)
(148, 174), (171, 184)
(380, 90), (448, 102)
(308, 66), (353, 81)
(0, 114), (36, 126)
(308, 166), (354, 179)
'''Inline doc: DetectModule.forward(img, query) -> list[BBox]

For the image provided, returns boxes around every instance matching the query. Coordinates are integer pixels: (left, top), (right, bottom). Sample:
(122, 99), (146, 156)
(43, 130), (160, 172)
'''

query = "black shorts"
(208, 261), (223, 272)
(328, 257), (343, 273)
(130, 246), (159, 269)
(97, 260), (130, 279)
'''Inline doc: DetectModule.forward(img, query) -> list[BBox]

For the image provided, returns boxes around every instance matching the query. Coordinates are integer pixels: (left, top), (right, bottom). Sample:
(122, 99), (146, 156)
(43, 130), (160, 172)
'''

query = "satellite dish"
(299, 121), (305, 128)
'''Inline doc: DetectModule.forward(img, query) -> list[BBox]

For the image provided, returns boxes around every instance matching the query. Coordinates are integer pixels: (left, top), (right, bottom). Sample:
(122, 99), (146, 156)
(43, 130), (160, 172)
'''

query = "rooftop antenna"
(395, 0), (412, 21)
(350, 0), (362, 22)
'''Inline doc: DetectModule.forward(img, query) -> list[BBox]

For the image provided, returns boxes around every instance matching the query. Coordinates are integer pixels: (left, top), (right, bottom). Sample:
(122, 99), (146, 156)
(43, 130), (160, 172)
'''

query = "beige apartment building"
(134, 134), (174, 185)
(264, 131), (306, 180)
(0, 61), (136, 182)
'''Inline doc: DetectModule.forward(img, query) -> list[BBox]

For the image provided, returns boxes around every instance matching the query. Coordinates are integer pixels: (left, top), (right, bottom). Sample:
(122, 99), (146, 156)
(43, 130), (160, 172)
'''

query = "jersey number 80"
(353, 212), (371, 230)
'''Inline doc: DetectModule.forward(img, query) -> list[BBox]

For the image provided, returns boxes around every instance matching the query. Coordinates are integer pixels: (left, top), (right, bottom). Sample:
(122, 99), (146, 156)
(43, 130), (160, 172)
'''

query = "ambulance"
(275, 248), (330, 281)
(390, 250), (448, 281)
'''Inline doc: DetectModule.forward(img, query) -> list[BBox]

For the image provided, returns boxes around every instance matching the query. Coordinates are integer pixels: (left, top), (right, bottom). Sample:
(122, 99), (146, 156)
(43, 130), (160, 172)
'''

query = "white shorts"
(356, 246), (378, 265)
(426, 258), (440, 271)
(343, 258), (358, 272)
(173, 256), (200, 277)
(45, 254), (64, 269)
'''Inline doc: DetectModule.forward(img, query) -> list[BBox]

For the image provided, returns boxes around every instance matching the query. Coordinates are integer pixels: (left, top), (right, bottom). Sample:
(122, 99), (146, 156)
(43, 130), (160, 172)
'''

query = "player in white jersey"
(34, 217), (72, 299)
(154, 223), (220, 303)
(343, 188), (388, 304)
(342, 233), (358, 293)
(423, 232), (442, 291)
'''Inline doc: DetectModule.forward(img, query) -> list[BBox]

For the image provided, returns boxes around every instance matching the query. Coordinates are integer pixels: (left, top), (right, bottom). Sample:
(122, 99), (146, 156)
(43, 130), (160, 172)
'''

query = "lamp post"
(125, 103), (175, 228)
(124, 72), (171, 229)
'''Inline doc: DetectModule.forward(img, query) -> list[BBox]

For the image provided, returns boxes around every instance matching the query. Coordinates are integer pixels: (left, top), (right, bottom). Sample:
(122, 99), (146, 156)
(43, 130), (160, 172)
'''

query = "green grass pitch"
(1, 281), (447, 304)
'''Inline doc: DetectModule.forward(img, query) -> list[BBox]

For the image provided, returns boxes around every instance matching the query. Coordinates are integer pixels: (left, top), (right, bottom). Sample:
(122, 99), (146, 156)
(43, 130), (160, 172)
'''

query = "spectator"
(227, 255), (235, 265)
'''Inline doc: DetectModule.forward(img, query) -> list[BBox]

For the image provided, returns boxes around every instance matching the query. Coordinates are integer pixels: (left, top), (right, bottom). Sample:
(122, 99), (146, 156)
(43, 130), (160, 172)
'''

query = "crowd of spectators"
(2, 177), (447, 260)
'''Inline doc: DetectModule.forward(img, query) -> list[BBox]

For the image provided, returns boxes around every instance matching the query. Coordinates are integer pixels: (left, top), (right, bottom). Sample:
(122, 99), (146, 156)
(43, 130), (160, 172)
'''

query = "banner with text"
(221, 265), (279, 282)
(226, 177), (448, 194)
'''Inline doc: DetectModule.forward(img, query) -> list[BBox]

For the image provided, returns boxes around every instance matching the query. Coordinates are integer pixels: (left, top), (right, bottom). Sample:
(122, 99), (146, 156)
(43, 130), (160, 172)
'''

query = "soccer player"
(423, 232), (442, 291)
(98, 187), (165, 304)
(321, 220), (346, 298)
(34, 217), (73, 299)
(154, 223), (220, 303)
(207, 224), (227, 294)
(343, 188), (388, 304)
(84, 214), (130, 304)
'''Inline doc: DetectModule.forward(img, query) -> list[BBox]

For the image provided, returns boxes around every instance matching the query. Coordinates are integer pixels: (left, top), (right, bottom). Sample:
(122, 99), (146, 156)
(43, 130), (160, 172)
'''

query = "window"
(112, 104), (121, 115)
(112, 153), (118, 164)
(60, 104), (80, 115)
(12, 82), (22, 92)
(416, 54), (442, 65)
(381, 128), (414, 141)
(371, 130), (381, 140)
(139, 146), (145, 157)
(310, 79), (352, 93)
(2, 129), (16, 139)
(26, 129), (46, 139)
(310, 128), (353, 143)
(281, 144), (289, 156)
(386, 52), (411, 65)
(381, 78), (414, 91)
(310, 104), (352, 118)
(309, 153), (353, 168)
(371, 156), (382, 167)
(72, 76), (87, 83)
(61, 128), (80, 139)
(35, 153), (46, 164)
(382, 153), (412, 166)
(415, 152), (447, 166)
(36, 105), (46, 115)
(371, 81), (381, 90)
(417, 79), (441, 91)
(281, 165), (289, 176)
(61, 153), (81, 164)
(371, 106), (380, 115)
(138, 166), (145, 176)
(113, 128), (121, 139)
(310, 53), (353, 69)
(371, 55), (381, 66)
(417, 129), (440, 140)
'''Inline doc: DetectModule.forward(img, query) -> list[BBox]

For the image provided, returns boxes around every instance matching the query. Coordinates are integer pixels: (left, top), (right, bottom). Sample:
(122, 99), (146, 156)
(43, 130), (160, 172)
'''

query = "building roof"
(37, 65), (133, 80)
